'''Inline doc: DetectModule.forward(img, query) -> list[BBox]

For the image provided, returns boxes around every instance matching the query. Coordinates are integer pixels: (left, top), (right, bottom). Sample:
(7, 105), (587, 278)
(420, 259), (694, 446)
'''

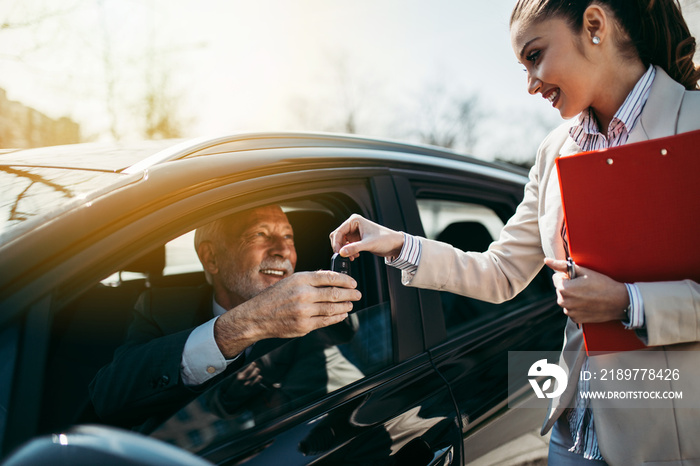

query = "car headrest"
(436, 221), (493, 253)
(123, 245), (165, 276)
(285, 210), (340, 272)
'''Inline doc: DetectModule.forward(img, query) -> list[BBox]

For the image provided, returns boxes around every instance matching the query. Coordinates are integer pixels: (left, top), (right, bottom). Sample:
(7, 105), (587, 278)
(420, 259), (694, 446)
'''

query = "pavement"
(469, 428), (551, 466)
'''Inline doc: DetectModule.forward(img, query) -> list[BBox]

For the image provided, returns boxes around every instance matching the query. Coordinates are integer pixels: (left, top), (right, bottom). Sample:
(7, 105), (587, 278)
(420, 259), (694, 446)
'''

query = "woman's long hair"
(510, 0), (700, 90)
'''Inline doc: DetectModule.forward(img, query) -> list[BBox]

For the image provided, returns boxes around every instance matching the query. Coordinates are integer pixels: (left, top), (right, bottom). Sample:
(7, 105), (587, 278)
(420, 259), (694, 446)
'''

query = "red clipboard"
(556, 129), (700, 354)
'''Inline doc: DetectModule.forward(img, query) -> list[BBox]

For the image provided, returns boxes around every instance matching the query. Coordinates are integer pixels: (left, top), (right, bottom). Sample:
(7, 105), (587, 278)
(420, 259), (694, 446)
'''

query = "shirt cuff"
(384, 232), (421, 275)
(622, 283), (645, 329)
(181, 316), (241, 386)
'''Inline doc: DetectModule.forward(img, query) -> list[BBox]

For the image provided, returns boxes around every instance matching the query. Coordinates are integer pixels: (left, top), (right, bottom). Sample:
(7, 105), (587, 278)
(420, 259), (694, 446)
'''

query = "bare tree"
(332, 54), (360, 134)
(95, 0), (122, 140)
(288, 51), (379, 135)
(142, 68), (184, 140)
(411, 84), (482, 154)
(0, 1), (85, 60)
(139, 8), (179, 139)
(3, 0), (194, 142)
(490, 108), (559, 166)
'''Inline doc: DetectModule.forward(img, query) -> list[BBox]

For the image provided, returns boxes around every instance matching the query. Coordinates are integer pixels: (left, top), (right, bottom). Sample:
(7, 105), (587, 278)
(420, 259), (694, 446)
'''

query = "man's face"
(216, 205), (297, 303)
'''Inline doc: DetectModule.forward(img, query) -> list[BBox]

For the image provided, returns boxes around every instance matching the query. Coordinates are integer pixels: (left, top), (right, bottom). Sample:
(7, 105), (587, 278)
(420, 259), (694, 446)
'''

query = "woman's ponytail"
(626, 0), (700, 90)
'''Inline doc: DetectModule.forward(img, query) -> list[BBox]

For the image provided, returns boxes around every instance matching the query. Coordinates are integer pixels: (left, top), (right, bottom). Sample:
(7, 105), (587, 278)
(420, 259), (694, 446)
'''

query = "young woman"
(329, 1), (700, 464)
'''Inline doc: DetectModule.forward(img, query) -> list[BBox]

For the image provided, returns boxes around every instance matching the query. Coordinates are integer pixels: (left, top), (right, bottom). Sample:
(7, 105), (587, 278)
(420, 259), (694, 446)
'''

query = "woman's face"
(511, 17), (599, 120)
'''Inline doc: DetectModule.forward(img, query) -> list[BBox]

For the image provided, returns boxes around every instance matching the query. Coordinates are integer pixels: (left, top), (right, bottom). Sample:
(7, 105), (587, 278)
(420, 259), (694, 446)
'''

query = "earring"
(592, 36), (601, 45)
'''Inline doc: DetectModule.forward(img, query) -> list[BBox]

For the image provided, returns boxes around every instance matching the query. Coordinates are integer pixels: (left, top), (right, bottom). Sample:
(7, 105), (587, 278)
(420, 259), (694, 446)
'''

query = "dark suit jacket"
(89, 284), (242, 430)
(90, 284), (361, 432)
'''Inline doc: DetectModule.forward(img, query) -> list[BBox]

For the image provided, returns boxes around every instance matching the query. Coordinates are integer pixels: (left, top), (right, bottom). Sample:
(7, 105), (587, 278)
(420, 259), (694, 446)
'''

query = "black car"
(0, 133), (565, 465)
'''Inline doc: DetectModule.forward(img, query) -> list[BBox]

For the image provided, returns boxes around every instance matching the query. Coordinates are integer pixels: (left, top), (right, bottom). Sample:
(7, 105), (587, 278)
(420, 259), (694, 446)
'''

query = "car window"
(149, 301), (392, 454)
(418, 199), (504, 242)
(0, 322), (19, 450)
(416, 197), (552, 337)
(163, 231), (202, 276)
(100, 231), (203, 286)
(39, 190), (392, 447)
(0, 325), (19, 445)
(145, 198), (393, 453)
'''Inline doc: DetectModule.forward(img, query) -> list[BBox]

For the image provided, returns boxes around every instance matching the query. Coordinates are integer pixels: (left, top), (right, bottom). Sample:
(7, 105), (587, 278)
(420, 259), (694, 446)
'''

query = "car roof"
(0, 132), (524, 174)
(0, 132), (527, 244)
(0, 139), (184, 172)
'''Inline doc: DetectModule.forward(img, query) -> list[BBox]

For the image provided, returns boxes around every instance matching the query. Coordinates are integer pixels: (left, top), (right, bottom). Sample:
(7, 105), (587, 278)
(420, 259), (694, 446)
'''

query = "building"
(0, 88), (80, 149)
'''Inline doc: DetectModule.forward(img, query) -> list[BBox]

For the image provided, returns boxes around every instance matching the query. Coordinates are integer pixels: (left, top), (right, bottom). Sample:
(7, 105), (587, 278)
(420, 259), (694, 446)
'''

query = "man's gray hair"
(194, 216), (229, 285)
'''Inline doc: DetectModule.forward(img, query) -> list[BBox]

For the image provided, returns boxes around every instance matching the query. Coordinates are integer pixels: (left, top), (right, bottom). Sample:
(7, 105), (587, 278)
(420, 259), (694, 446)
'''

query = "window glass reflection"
(149, 302), (391, 453)
(416, 197), (551, 336)
(0, 323), (20, 446)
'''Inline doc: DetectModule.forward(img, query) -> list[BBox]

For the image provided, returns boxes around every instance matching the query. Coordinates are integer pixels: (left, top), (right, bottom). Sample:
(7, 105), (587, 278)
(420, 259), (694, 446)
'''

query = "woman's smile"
(543, 88), (560, 106)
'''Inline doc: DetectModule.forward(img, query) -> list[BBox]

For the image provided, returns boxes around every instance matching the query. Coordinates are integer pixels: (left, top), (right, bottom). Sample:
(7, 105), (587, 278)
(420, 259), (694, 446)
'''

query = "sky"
(1, 0), (699, 163)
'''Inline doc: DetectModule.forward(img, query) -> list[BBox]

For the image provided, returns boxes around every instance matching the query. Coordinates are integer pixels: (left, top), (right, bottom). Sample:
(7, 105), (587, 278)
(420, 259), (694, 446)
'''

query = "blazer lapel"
(558, 136), (581, 158)
(628, 66), (685, 143)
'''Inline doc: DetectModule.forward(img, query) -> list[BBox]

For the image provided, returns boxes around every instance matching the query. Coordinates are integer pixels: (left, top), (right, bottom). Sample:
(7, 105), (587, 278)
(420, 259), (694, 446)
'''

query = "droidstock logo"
(528, 359), (567, 399)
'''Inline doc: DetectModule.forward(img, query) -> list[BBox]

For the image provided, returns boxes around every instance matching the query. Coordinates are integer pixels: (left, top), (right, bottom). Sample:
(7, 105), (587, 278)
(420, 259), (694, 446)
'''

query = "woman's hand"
(545, 258), (629, 324)
(329, 214), (405, 260)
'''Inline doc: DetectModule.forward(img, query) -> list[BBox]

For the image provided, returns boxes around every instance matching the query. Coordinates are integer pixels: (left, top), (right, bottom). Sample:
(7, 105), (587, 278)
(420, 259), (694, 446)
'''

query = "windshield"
(0, 140), (181, 172)
(0, 166), (129, 242)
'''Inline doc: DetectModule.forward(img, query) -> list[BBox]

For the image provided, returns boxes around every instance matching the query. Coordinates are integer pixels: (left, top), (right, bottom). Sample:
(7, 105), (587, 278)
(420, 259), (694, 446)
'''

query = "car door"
(0, 154), (461, 466)
(139, 172), (462, 466)
(389, 169), (567, 463)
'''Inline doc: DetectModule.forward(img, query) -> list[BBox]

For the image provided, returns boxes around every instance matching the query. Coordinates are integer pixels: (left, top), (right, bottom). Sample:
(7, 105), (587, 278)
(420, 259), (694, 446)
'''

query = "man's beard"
(219, 257), (295, 302)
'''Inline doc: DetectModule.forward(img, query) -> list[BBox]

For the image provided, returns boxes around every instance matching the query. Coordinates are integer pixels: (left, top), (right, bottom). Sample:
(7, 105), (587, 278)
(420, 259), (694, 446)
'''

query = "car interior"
(37, 197), (386, 437)
(434, 221), (504, 330)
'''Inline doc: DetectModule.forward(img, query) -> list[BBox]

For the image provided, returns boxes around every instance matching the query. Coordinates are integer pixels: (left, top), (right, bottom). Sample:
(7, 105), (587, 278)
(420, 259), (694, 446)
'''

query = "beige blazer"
(405, 67), (700, 466)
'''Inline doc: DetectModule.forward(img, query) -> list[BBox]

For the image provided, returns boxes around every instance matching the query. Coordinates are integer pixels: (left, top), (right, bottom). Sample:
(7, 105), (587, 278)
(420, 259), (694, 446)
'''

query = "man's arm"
(90, 271), (360, 428)
(213, 271), (360, 358)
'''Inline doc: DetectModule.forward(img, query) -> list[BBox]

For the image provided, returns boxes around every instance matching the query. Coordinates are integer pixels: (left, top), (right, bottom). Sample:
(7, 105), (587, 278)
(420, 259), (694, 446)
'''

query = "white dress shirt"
(180, 299), (242, 386)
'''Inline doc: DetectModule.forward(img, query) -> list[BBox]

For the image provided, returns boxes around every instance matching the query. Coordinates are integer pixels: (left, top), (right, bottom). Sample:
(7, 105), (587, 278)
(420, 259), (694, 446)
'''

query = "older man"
(90, 205), (360, 430)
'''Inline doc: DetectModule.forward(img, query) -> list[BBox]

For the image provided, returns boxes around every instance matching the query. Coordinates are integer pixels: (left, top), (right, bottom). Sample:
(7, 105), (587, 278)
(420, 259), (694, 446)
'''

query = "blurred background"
(1, 0), (699, 166)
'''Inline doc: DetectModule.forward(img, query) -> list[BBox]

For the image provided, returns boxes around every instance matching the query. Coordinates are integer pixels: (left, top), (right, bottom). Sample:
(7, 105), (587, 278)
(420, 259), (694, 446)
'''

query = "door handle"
(427, 445), (454, 466)
(394, 438), (454, 466)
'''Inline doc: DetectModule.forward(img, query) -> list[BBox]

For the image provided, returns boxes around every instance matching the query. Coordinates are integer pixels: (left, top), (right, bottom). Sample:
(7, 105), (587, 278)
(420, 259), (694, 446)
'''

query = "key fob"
(330, 252), (350, 275)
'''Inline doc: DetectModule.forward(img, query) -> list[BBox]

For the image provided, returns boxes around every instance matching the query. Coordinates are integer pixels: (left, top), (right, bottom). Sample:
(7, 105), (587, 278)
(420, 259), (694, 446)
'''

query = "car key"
(330, 252), (350, 275)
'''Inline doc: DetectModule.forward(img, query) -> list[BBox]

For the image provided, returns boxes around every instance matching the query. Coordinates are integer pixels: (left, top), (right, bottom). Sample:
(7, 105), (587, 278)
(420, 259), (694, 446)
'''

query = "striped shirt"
(385, 233), (422, 273)
(387, 64), (656, 461)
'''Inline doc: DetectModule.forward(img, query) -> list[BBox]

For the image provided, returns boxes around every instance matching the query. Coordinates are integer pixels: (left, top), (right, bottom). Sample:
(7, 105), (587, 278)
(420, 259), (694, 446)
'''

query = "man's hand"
(214, 271), (361, 358)
(544, 258), (629, 324)
(235, 362), (263, 388)
(329, 214), (405, 261)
